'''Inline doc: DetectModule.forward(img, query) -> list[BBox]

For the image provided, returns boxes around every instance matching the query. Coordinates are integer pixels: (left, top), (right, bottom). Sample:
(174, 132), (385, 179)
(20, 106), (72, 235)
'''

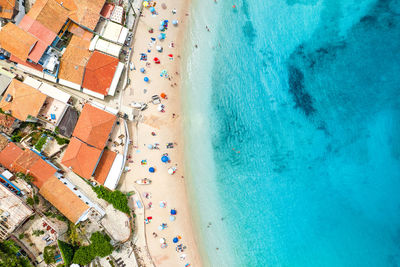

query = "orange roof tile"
(82, 51), (119, 95)
(72, 104), (116, 149)
(58, 35), (92, 85)
(28, 153), (57, 188)
(9, 55), (44, 71)
(58, 0), (105, 30)
(28, 40), (48, 63)
(68, 22), (93, 41)
(19, 15), (57, 46)
(94, 150), (116, 185)
(12, 149), (40, 174)
(0, 142), (23, 170)
(61, 137), (102, 179)
(27, 0), (69, 34)
(0, 79), (47, 121)
(39, 176), (89, 223)
(0, 113), (16, 128)
(0, 23), (38, 61)
(0, 0), (16, 19)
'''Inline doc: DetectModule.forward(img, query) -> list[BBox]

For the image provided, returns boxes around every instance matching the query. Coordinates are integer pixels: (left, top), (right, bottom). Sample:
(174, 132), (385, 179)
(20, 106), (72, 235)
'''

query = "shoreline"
(120, 0), (202, 266)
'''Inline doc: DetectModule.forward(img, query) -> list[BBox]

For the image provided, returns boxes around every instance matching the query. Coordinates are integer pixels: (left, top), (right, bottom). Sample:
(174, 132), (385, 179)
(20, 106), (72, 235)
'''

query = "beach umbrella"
(149, 167), (155, 173)
(147, 144), (153, 149)
(161, 155), (169, 162)
(143, 1), (149, 7)
(160, 238), (166, 243)
(158, 34), (163, 40)
(173, 237), (179, 243)
(168, 167), (176, 175)
(140, 68), (145, 73)
(170, 209), (177, 215)
(153, 57), (160, 62)
(160, 93), (167, 99)
(150, 7), (155, 13)
(156, 46), (163, 52)
(172, 20), (178, 25)
(170, 215), (176, 221)
(159, 201), (166, 208)
(144, 77), (149, 82)
(161, 3), (167, 9)
(159, 25), (164, 31)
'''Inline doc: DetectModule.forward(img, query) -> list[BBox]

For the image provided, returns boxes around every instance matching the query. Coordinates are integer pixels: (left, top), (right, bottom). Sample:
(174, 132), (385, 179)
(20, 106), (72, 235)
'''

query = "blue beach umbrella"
(144, 77), (149, 82)
(173, 237), (179, 243)
(149, 167), (155, 173)
(150, 7), (155, 12)
(140, 67), (145, 73)
(170, 209), (177, 215)
(158, 34), (163, 40)
(161, 155), (169, 163)
(172, 20), (178, 25)
(169, 215), (176, 221)
(159, 25), (164, 31)
(147, 144), (153, 149)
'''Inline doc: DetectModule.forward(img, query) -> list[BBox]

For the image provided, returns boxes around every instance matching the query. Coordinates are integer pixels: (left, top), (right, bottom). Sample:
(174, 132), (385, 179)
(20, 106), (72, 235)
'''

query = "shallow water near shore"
(183, 0), (400, 266)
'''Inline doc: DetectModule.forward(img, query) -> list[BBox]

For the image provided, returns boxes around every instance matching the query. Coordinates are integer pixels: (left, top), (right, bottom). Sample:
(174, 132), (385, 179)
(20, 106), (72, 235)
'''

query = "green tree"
(33, 195), (39, 204)
(26, 197), (34, 206)
(72, 232), (113, 265)
(18, 233), (25, 240)
(72, 246), (94, 266)
(57, 240), (74, 266)
(0, 240), (32, 267)
(90, 232), (113, 257)
(43, 245), (56, 264)
(32, 230), (44, 237)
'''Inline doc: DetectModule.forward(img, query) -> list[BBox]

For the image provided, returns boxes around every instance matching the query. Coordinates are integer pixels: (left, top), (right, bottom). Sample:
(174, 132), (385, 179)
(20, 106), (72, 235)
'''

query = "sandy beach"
(119, 0), (202, 266)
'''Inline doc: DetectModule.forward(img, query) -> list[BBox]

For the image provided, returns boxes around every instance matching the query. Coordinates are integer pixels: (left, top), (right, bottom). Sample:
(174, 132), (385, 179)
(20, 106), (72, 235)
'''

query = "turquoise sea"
(183, 0), (400, 266)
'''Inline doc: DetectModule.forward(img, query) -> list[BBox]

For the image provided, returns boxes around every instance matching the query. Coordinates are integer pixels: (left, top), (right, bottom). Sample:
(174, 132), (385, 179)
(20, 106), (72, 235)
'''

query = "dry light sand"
(119, 0), (203, 266)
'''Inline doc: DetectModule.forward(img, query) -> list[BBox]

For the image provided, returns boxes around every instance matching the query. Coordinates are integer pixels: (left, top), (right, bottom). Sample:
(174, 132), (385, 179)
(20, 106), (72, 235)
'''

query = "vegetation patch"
(72, 232), (114, 266)
(92, 186), (130, 214)
(34, 135), (47, 151)
(0, 240), (32, 267)
(58, 240), (74, 266)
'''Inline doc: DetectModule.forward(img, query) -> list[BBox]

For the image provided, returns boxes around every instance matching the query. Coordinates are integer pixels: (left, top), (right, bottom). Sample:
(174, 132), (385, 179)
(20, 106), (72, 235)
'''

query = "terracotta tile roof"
(0, 0), (16, 19)
(28, 41), (48, 63)
(72, 104), (116, 149)
(0, 79), (47, 121)
(59, 0), (105, 30)
(100, 3), (114, 18)
(12, 148), (41, 174)
(0, 23), (38, 61)
(19, 15), (57, 46)
(39, 176), (89, 223)
(0, 142), (23, 170)
(82, 51), (119, 95)
(9, 55), (44, 71)
(27, 0), (69, 34)
(27, 152), (57, 188)
(68, 22), (93, 41)
(94, 149), (116, 185)
(0, 113), (16, 128)
(61, 137), (102, 179)
(58, 35), (92, 85)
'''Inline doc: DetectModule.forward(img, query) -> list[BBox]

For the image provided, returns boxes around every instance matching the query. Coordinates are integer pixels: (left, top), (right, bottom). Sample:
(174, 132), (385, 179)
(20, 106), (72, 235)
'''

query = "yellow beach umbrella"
(143, 1), (149, 7)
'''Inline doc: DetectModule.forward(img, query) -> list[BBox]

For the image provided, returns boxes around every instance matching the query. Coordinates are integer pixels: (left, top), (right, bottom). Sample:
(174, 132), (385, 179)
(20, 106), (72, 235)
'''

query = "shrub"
(18, 233), (25, 239)
(72, 232), (113, 265)
(26, 197), (34, 206)
(58, 240), (74, 266)
(92, 186), (130, 214)
(34, 195), (39, 204)
(55, 136), (69, 145)
(43, 245), (56, 264)
(34, 135), (47, 151)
